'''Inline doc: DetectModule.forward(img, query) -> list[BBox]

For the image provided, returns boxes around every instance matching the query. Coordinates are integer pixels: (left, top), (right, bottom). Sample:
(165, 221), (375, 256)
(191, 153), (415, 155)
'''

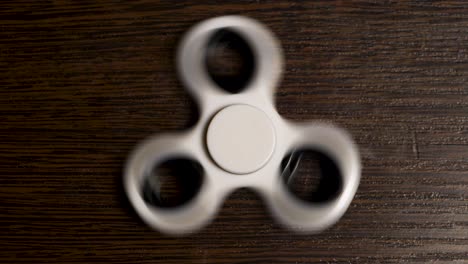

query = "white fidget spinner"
(124, 16), (361, 235)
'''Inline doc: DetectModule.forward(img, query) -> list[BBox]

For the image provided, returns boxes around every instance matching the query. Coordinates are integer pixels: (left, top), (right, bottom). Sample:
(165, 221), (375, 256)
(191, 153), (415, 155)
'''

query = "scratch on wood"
(412, 131), (420, 159)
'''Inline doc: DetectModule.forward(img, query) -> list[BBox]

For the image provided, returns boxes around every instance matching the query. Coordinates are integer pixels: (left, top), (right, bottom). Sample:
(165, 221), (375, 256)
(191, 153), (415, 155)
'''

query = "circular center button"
(206, 104), (276, 174)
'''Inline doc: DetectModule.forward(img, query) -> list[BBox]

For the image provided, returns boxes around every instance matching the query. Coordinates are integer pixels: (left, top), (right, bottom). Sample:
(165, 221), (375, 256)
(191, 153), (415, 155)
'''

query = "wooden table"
(1, 1), (467, 263)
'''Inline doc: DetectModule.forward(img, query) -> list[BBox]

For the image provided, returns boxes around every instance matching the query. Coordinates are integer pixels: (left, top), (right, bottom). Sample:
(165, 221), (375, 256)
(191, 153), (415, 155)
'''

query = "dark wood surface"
(1, 1), (467, 263)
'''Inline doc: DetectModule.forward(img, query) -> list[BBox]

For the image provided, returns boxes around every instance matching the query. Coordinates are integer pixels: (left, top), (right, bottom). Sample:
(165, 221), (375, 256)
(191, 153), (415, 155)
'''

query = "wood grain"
(1, 1), (467, 263)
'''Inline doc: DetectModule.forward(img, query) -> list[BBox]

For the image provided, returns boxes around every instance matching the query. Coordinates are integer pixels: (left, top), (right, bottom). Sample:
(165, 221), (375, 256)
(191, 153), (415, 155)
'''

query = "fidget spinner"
(124, 16), (361, 235)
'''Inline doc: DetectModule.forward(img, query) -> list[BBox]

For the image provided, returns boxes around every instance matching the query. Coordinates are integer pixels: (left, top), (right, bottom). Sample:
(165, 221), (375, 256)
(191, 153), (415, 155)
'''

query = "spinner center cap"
(206, 104), (276, 174)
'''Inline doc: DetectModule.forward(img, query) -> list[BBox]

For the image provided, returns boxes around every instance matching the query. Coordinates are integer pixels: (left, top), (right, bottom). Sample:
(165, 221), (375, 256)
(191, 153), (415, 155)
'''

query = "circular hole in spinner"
(205, 28), (255, 94)
(141, 158), (204, 208)
(280, 149), (343, 203)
